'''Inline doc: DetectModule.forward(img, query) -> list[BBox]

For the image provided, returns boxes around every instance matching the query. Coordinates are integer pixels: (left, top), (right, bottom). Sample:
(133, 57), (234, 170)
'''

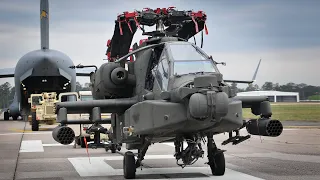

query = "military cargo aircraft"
(51, 7), (283, 179)
(0, 0), (94, 121)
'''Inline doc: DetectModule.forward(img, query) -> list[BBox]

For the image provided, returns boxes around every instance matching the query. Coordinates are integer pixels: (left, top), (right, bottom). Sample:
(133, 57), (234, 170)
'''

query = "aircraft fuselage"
(9, 48), (76, 117)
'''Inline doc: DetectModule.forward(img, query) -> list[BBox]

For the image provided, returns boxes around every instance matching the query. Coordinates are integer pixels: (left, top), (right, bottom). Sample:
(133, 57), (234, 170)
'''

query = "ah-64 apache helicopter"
(52, 7), (283, 179)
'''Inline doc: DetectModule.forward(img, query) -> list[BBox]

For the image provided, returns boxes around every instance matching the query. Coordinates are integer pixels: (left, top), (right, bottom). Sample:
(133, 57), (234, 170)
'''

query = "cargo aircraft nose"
(32, 57), (60, 76)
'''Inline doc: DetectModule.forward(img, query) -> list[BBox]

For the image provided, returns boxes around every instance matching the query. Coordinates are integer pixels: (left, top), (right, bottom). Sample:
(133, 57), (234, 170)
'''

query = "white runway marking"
(68, 155), (264, 179)
(20, 140), (44, 152)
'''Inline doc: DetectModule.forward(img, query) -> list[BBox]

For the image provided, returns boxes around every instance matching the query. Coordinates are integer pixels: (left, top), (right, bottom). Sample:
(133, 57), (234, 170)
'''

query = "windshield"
(174, 60), (216, 76)
(32, 96), (42, 106)
(168, 43), (207, 61)
(60, 95), (77, 102)
(80, 95), (93, 101)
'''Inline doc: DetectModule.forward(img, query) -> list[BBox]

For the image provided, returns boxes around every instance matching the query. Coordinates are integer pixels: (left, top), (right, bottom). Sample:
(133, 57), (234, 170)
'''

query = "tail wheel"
(31, 112), (39, 131)
(209, 151), (225, 176)
(4, 112), (9, 120)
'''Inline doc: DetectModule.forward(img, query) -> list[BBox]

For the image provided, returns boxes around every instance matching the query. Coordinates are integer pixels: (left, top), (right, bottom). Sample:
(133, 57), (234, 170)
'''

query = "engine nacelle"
(91, 62), (135, 99)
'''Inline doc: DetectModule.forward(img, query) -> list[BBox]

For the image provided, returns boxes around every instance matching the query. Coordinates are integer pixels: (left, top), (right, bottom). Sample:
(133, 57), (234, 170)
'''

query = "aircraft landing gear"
(31, 112), (39, 131)
(123, 151), (136, 179)
(123, 137), (151, 179)
(4, 111), (9, 120)
(105, 143), (122, 153)
(207, 133), (226, 176)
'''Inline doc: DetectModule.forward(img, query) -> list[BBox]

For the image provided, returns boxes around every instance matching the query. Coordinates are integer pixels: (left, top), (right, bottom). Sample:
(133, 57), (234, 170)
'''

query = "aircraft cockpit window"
(168, 43), (207, 61)
(167, 43), (217, 76)
(155, 56), (169, 91)
(174, 60), (216, 76)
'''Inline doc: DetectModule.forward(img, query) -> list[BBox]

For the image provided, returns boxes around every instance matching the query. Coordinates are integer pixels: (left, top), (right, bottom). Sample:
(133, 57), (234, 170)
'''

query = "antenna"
(224, 58), (262, 84)
(251, 59), (262, 82)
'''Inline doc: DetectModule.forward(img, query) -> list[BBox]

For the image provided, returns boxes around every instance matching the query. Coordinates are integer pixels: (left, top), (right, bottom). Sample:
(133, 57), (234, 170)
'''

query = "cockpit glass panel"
(168, 43), (207, 61)
(173, 60), (216, 76)
(32, 96), (42, 106)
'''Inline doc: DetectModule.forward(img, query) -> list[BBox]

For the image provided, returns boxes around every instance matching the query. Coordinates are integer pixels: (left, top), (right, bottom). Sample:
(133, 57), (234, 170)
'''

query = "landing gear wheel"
(79, 136), (90, 148)
(4, 112), (9, 120)
(111, 144), (117, 153)
(123, 151), (136, 179)
(207, 132), (225, 176)
(31, 112), (39, 131)
(208, 150), (225, 176)
(12, 116), (18, 120)
(117, 143), (122, 151)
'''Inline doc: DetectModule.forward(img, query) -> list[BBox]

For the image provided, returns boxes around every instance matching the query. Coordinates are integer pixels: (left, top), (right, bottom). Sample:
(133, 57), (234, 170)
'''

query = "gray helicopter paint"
(53, 38), (277, 141)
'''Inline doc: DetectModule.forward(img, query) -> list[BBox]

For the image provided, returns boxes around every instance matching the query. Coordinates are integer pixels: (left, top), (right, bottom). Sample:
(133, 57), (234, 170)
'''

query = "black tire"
(12, 116), (18, 120)
(4, 112), (9, 120)
(123, 151), (136, 179)
(209, 151), (225, 176)
(31, 112), (39, 131)
(80, 136), (91, 148)
(105, 146), (109, 152)
(111, 144), (117, 153)
(80, 136), (86, 148)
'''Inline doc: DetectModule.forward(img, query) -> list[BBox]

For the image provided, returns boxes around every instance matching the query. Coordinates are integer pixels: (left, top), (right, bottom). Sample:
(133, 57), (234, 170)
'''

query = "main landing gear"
(123, 137), (151, 179)
(207, 133), (226, 175)
(122, 134), (226, 179)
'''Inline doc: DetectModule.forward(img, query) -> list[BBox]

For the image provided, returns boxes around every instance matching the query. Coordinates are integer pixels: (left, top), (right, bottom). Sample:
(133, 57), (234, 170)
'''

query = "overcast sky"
(0, 0), (319, 88)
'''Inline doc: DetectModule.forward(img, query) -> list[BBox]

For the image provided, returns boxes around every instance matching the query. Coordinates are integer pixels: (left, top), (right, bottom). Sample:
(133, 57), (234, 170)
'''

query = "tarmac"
(0, 117), (319, 180)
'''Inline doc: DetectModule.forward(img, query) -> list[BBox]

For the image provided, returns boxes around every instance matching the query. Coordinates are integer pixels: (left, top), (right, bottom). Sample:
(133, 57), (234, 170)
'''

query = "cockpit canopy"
(167, 42), (217, 76)
(151, 41), (219, 91)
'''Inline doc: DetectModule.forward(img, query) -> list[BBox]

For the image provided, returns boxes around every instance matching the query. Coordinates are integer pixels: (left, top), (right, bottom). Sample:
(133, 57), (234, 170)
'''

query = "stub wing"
(0, 67), (15, 78)
(75, 67), (96, 76)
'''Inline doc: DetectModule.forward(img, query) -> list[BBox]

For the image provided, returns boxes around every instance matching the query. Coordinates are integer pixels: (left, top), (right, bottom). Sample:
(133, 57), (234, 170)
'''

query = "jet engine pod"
(52, 126), (75, 145)
(110, 67), (128, 85)
(246, 118), (283, 137)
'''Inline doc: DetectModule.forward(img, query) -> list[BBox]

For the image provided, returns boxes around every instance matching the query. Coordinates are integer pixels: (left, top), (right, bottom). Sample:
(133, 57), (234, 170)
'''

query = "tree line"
(0, 81), (319, 108)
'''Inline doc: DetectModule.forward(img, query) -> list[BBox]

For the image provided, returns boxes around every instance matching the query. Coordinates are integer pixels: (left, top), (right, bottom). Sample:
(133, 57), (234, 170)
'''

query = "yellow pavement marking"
(9, 128), (50, 133)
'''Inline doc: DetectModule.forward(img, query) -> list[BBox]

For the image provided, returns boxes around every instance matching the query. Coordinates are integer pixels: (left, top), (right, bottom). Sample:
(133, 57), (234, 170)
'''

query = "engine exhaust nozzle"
(52, 126), (75, 145)
(246, 119), (283, 137)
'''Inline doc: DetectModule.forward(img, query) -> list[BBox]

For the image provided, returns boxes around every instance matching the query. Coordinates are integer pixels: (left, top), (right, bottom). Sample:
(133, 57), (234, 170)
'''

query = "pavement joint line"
(13, 121), (27, 180)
